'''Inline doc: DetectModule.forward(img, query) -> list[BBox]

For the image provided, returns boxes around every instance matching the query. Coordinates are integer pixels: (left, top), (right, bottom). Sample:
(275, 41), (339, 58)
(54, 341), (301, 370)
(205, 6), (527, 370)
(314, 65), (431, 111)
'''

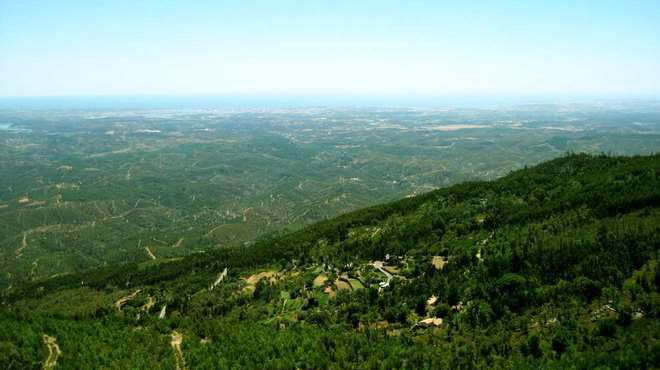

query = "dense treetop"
(1, 153), (659, 369)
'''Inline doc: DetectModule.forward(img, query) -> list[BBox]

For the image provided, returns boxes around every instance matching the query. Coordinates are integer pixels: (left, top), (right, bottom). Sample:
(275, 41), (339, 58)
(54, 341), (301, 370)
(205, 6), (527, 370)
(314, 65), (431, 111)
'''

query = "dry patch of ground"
(334, 277), (352, 291)
(382, 265), (400, 274)
(417, 317), (443, 327)
(246, 271), (279, 285)
(15, 225), (61, 258)
(431, 256), (448, 270)
(55, 183), (80, 191)
(27, 200), (47, 207)
(242, 270), (280, 293)
(422, 124), (491, 131)
(15, 232), (28, 258)
(210, 267), (228, 290)
(145, 247), (157, 260)
(88, 147), (133, 158)
(324, 286), (336, 299)
(115, 289), (141, 311)
(170, 331), (187, 370)
(313, 274), (328, 287)
(42, 334), (62, 370)
(141, 296), (156, 312)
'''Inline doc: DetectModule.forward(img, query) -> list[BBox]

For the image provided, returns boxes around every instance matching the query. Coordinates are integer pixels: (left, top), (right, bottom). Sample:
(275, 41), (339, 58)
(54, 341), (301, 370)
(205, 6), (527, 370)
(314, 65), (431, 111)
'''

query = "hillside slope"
(1, 153), (659, 369)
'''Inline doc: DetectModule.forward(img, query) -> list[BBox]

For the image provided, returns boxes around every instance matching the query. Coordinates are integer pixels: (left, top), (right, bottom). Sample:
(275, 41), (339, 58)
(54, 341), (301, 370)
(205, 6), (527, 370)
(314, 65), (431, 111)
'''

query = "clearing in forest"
(114, 289), (141, 311)
(313, 274), (328, 287)
(243, 270), (279, 293)
(334, 277), (352, 291)
(431, 256), (448, 270)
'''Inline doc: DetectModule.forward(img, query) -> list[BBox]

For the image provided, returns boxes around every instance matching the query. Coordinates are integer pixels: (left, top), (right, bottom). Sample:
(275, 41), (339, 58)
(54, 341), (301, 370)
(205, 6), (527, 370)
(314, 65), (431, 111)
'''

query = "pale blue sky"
(1, 0), (659, 97)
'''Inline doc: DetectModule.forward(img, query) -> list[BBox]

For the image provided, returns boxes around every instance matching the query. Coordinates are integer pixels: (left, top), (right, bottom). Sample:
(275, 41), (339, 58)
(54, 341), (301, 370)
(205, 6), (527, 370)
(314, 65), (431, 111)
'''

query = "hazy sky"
(1, 0), (659, 97)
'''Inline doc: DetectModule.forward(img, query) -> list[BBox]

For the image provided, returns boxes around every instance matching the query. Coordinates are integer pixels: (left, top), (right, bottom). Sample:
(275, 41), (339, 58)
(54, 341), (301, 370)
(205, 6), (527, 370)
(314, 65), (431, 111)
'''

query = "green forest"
(1, 153), (659, 369)
(3, 107), (660, 289)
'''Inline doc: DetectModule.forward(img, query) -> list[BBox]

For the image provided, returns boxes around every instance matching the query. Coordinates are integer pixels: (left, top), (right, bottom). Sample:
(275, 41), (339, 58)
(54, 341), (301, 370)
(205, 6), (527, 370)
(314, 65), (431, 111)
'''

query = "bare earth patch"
(145, 247), (157, 260)
(422, 124), (491, 131)
(42, 334), (62, 370)
(324, 286), (336, 299)
(418, 317), (443, 327)
(115, 289), (141, 311)
(245, 270), (279, 286)
(27, 200), (47, 207)
(15, 232), (28, 258)
(313, 274), (328, 287)
(170, 331), (187, 370)
(210, 267), (228, 290)
(141, 296), (156, 312)
(431, 256), (448, 270)
(334, 277), (352, 291)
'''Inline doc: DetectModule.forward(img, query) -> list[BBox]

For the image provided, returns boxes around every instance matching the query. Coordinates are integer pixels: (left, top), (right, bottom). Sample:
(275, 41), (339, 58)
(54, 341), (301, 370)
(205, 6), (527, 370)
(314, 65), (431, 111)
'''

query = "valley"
(2, 104), (660, 290)
(1, 153), (658, 368)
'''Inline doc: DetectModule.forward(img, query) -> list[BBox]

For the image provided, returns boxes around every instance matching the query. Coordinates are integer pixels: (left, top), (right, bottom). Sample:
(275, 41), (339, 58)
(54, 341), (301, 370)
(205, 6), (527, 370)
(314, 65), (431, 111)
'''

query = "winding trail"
(210, 267), (228, 291)
(15, 232), (28, 258)
(42, 334), (61, 370)
(372, 261), (393, 288)
(141, 296), (156, 312)
(115, 289), (141, 311)
(16, 225), (67, 259)
(170, 331), (187, 370)
(145, 247), (157, 260)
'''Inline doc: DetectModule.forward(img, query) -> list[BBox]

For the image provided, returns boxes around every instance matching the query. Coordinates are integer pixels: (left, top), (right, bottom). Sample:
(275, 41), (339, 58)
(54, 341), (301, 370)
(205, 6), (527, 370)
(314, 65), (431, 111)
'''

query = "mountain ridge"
(1, 153), (659, 369)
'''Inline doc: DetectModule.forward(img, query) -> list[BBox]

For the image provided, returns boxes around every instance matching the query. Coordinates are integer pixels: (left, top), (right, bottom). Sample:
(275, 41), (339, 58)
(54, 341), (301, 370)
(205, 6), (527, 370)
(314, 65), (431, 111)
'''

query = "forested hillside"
(3, 107), (660, 288)
(1, 153), (659, 369)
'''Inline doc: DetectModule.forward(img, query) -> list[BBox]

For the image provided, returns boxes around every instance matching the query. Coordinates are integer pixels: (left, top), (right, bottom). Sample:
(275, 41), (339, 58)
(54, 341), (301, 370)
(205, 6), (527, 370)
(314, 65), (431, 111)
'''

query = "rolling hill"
(1, 153), (659, 369)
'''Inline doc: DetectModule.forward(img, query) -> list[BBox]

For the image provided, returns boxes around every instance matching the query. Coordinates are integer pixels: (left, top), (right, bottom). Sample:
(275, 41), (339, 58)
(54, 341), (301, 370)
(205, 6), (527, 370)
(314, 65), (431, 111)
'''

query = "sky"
(1, 0), (659, 98)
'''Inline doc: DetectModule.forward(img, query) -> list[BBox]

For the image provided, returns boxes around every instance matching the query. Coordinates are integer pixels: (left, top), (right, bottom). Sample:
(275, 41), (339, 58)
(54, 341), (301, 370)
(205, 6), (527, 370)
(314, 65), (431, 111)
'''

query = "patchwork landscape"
(1, 103), (660, 368)
(2, 104), (660, 289)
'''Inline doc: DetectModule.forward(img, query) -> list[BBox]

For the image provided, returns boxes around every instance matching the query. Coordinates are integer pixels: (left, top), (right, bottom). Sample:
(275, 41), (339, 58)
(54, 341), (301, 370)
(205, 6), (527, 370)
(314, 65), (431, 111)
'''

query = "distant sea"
(0, 94), (657, 110)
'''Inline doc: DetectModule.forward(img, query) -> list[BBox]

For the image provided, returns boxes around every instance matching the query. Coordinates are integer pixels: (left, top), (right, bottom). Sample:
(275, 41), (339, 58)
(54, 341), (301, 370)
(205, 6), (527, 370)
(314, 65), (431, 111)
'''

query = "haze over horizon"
(1, 0), (660, 98)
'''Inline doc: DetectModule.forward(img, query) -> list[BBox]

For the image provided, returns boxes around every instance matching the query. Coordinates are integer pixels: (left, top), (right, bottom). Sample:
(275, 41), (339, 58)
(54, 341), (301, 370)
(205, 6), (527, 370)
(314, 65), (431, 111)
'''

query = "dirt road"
(114, 289), (141, 311)
(42, 334), (61, 370)
(170, 331), (187, 370)
(145, 247), (157, 260)
(15, 232), (28, 258)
